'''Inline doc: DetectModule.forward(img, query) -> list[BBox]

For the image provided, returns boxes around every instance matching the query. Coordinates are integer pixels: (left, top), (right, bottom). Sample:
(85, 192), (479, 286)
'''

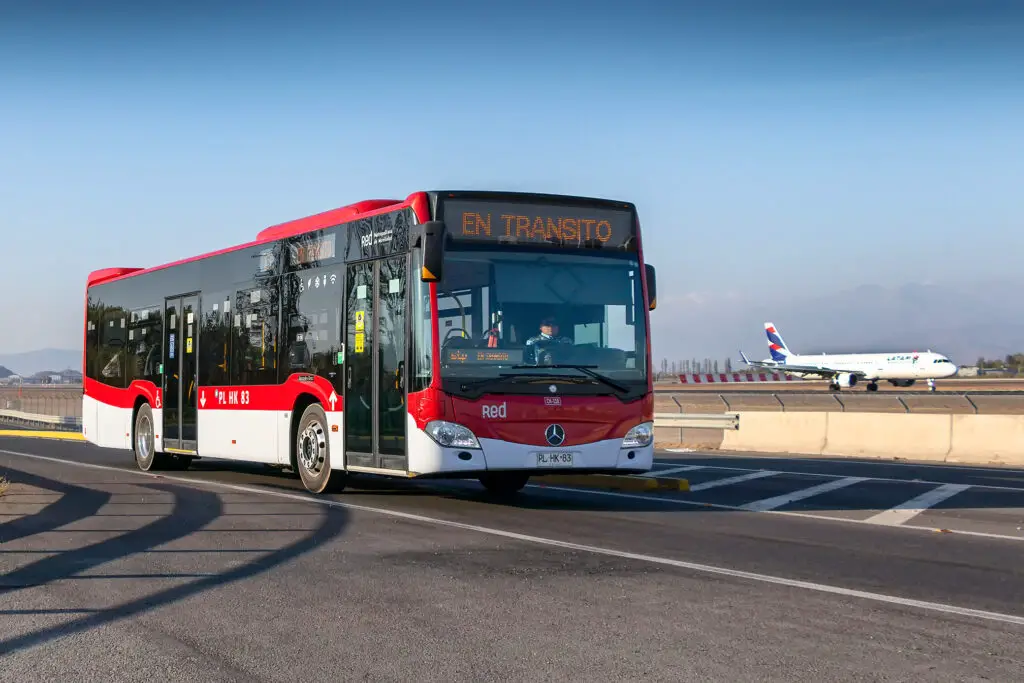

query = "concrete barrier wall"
(674, 411), (1024, 467)
(823, 413), (952, 461)
(947, 415), (1024, 466)
(720, 412), (828, 455)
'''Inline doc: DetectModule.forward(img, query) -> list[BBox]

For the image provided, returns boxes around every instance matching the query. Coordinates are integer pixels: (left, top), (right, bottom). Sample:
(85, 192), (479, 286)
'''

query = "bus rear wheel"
(479, 472), (530, 497)
(295, 403), (346, 494)
(134, 403), (168, 471)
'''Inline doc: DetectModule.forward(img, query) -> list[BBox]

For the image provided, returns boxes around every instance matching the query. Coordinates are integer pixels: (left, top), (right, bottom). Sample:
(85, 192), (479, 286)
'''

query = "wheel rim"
(137, 414), (153, 461)
(298, 419), (327, 476)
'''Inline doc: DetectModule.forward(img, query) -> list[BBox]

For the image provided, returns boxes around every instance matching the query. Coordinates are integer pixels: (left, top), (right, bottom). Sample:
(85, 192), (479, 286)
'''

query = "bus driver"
(524, 315), (572, 364)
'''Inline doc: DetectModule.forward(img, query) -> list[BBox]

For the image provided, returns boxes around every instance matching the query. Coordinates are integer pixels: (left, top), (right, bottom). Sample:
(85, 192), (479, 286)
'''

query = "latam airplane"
(739, 322), (959, 392)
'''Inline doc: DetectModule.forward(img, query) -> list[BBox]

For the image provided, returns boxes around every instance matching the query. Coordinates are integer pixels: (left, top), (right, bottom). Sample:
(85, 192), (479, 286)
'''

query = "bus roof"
(86, 194), (419, 288)
(85, 189), (636, 289)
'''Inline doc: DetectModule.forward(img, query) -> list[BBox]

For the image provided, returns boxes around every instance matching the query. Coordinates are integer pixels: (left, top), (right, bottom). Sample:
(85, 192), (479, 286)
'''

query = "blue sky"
(2, 1), (1022, 361)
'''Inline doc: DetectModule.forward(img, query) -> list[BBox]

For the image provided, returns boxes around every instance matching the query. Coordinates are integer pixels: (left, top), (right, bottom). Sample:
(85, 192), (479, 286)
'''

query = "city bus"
(82, 190), (658, 495)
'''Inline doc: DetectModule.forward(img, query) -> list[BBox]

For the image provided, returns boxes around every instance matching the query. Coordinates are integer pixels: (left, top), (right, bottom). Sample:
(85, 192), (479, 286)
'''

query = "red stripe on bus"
(84, 374), (343, 413)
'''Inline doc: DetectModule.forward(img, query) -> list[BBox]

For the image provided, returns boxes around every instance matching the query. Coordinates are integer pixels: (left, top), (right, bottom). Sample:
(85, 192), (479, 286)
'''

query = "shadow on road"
(0, 464), (349, 657)
(0, 470), (112, 545)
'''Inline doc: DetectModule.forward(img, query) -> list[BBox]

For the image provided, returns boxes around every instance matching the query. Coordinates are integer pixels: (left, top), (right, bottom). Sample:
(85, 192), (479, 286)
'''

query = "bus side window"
(200, 292), (231, 387)
(232, 282), (279, 386)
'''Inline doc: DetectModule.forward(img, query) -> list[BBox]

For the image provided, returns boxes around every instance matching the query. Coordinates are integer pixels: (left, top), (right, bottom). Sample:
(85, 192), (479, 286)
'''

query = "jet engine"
(835, 373), (857, 388)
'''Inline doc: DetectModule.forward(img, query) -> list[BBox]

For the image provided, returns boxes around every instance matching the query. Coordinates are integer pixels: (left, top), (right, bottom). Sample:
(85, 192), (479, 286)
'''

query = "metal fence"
(0, 385), (83, 431)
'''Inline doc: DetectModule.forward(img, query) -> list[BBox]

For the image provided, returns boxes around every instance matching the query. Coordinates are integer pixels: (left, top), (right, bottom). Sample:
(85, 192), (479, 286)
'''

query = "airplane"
(739, 322), (959, 392)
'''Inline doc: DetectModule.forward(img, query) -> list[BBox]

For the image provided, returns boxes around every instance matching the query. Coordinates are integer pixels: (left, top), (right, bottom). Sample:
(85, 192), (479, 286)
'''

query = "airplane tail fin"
(764, 322), (791, 362)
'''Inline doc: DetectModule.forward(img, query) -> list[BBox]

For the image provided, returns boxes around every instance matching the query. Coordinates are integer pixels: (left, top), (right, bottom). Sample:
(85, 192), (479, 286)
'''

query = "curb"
(532, 473), (690, 492)
(0, 430), (85, 441)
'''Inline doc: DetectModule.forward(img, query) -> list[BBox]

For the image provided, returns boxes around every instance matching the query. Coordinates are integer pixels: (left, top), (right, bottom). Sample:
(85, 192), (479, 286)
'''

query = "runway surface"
(2, 436), (1023, 681)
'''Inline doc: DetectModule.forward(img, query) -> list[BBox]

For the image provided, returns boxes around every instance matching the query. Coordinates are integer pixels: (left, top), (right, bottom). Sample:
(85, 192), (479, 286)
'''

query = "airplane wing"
(739, 351), (867, 380)
(768, 363), (870, 380)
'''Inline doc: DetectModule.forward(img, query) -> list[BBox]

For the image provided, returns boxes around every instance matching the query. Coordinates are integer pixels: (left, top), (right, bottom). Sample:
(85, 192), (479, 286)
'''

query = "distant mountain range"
(651, 278), (1024, 367)
(0, 349), (81, 377)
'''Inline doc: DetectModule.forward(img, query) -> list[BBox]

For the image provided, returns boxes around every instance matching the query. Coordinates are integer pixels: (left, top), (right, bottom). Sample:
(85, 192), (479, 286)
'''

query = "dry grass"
(0, 476), (8, 496)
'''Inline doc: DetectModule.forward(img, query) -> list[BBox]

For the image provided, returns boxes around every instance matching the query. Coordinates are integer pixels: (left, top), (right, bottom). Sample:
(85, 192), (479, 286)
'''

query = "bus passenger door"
(162, 294), (200, 454)
(376, 255), (408, 471)
(343, 256), (408, 472)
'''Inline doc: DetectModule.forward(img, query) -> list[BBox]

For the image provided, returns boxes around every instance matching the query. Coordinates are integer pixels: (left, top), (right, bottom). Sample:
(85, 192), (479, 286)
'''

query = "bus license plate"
(536, 452), (573, 467)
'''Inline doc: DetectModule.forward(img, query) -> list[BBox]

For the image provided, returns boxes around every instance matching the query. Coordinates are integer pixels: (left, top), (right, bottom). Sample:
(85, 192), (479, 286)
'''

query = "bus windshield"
(431, 248), (648, 397)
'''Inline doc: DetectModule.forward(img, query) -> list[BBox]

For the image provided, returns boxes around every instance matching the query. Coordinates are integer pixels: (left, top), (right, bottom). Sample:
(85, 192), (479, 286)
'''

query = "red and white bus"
(83, 190), (658, 495)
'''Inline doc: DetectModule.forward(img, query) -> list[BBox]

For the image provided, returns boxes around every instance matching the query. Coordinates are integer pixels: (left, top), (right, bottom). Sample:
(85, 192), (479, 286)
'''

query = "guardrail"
(0, 409), (82, 432)
(653, 412), (739, 430)
(1, 385), (82, 421)
(3, 407), (735, 434)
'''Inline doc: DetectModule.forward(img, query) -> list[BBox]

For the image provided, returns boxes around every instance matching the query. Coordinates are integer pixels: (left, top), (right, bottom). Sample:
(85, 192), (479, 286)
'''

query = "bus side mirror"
(645, 264), (657, 310)
(417, 220), (446, 282)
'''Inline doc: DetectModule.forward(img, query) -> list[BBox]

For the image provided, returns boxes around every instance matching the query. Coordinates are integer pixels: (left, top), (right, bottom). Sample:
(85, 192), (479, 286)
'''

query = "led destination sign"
(445, 348), (525, 365)
(443, 199), (636, 250)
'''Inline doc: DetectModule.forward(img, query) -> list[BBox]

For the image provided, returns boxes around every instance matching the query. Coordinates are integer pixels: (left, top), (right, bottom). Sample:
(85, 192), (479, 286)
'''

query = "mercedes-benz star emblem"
(545, 424), (566, 447)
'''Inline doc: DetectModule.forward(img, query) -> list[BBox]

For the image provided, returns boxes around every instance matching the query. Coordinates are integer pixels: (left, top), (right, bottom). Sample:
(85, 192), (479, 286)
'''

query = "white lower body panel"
(405, 414), (654, 476)
(196, 409), (283, 464)
(82, 395), (132, 451)
(195, 408), (344, 466)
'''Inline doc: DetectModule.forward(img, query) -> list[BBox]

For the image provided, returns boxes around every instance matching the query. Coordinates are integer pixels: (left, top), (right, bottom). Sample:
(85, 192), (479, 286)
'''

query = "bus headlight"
(425, 420), (481, 449)
(622, 421), (653, 448)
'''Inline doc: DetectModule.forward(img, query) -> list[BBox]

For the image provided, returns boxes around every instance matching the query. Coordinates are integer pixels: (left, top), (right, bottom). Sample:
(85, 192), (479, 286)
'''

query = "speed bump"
(533, 473), (690, 493)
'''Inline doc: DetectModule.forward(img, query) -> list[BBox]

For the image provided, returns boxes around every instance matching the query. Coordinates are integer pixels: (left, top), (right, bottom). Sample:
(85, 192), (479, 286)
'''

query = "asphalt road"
(2, 437), (1024, 681)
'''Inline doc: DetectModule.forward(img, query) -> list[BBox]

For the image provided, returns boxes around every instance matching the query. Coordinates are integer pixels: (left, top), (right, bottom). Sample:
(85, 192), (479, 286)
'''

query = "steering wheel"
(442, 327), (469, 346)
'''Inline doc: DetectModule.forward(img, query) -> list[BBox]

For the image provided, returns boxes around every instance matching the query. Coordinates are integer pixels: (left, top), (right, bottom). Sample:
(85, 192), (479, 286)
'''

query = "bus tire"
(479, 472), (530, 497)
(295, 403), (345, 494)
(133, 403), (166, 471)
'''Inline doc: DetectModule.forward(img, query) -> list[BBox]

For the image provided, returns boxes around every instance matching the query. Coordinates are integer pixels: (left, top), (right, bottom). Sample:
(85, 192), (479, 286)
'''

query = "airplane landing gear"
(866, 382), (879, 392)
(927, 378), (936, 392)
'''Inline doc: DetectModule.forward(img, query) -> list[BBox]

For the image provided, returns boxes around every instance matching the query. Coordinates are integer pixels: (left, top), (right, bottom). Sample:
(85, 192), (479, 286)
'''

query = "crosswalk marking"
(641, 465), (704, 478)
(864, 483), (971, 526)
(740, 477), (869, 512)
(688, 470), (778, 492)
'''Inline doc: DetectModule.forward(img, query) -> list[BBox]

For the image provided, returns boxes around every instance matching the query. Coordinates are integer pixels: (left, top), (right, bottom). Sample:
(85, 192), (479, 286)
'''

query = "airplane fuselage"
(763, 351), (958, 382)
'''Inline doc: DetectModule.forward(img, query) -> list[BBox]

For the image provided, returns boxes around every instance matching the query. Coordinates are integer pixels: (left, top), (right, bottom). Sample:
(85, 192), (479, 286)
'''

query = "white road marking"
(689, 470), (778, 491)
(640, 465), (703, 478)
(740, 477), (868, 512)
(3, 448), (1024, 627)
(526, 484), (1024, 543)
(650, 460), (1024, 493)
(660, 451), (1024, 476)
(865, 484), (972, 526)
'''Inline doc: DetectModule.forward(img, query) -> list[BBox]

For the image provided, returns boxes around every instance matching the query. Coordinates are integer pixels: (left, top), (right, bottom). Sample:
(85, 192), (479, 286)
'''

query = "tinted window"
(232, 278), (280, 385)
(282, 266), (343, 391)
(99, 307), (128, 388)
(126, 306), (162, 387)
(200, 290), (232, 386)
(85, 300), (100, 381)
(409, 249), (433, 392)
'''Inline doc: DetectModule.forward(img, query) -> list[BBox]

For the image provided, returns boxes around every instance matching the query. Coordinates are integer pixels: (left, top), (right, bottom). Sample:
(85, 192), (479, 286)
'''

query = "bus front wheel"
(295, 403), (346, 494)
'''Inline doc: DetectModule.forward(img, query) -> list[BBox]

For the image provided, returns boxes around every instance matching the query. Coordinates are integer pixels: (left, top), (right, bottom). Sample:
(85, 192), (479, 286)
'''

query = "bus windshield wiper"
(512, 364), (630, 394)
(457, 372), (588, 393)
